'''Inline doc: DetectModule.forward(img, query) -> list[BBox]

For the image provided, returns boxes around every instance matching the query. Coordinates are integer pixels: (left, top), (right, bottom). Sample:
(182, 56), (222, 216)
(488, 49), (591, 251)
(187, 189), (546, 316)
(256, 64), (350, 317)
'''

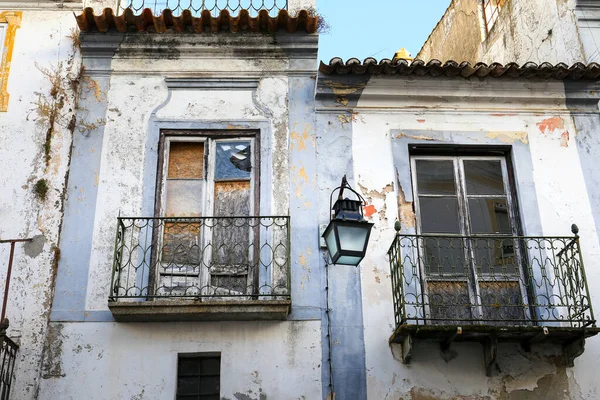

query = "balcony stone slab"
(108, 299), (292, 322)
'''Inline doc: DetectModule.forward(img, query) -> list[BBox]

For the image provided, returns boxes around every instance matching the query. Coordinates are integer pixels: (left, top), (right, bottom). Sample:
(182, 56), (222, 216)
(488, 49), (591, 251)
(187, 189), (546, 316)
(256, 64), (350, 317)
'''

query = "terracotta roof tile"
(319, 58), (600, 81)
(75, 8), (318, 34)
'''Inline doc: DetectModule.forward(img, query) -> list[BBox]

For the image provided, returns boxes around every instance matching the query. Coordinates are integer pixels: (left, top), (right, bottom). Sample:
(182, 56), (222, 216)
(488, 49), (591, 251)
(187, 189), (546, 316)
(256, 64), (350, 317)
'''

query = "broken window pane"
(464, 160), (504, 195)
(215, 141), (251, 180)
(415, 160), (456, 195)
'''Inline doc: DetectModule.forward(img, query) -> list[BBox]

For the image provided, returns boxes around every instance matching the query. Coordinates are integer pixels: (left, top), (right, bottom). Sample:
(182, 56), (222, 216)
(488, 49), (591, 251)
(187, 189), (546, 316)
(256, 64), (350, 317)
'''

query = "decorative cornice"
(164, 77), (260, 90)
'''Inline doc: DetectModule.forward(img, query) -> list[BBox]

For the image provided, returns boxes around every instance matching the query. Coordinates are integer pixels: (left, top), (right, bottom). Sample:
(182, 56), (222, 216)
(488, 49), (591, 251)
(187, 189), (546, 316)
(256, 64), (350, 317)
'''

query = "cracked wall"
(418, 0), (586, 65)
(339, 74), (600, 399)
(37, 29), (324, 400)
(0, 9), (82, 400)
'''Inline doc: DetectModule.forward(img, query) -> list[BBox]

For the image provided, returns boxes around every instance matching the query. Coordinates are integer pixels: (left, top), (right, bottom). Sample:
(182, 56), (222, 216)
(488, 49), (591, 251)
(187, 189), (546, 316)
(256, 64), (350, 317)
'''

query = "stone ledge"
(108, 299), (291, 322)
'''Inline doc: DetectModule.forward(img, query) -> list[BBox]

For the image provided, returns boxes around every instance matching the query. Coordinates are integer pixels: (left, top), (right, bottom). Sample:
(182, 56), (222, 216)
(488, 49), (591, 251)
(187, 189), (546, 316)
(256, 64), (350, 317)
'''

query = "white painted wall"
(0, 8), (81, 399)
(480, 0), (585, 65)
(349, 77), (600, 399)
(38, 321), (322, 400)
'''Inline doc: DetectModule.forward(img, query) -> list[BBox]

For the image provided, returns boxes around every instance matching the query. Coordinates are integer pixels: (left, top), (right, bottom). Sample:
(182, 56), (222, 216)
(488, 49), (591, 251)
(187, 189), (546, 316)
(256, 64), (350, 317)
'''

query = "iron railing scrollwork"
(0, 334), (17, 400)
(388, 228), (596, 329)
(116, 0), (288, 17)
(110, 216), (291, 301)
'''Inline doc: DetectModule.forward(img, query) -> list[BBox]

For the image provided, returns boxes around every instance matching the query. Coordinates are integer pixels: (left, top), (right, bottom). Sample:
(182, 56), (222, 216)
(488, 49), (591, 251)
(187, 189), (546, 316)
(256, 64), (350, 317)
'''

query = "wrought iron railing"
(388, 225), (595, 329)
(110, 216), (290, 301)
(116, 0), (288, 17)
(0, 334), (17, 400)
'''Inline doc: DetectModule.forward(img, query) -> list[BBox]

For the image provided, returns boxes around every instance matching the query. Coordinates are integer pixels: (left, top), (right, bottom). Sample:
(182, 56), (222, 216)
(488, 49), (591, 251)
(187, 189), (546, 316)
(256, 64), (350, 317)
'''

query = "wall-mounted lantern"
(322, 176), (374, 266)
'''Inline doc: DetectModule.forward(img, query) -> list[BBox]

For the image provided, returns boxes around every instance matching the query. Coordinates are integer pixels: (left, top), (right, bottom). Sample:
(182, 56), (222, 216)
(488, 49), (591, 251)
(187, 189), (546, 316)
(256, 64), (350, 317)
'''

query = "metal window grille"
(483, 0), (507, 34)
(177, 355), (221, 400)
(0, 336), (18, 400)
(116, 0), (289, 17)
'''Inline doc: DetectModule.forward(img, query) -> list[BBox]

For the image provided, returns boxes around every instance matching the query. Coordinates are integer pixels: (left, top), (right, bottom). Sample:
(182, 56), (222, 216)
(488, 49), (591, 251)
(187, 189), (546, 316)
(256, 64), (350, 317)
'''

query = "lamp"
(322, 176), (374, 266)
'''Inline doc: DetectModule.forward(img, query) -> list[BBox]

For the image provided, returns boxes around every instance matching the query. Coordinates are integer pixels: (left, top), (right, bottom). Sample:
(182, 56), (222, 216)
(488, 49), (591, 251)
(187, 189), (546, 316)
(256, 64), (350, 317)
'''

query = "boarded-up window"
(411, 155), (527, 324)
(157, 136), (256, 297)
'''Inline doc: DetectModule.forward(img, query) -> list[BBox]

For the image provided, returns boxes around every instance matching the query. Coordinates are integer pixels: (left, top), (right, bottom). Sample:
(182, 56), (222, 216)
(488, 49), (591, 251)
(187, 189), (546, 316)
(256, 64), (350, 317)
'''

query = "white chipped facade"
(1, 1), (600, 400)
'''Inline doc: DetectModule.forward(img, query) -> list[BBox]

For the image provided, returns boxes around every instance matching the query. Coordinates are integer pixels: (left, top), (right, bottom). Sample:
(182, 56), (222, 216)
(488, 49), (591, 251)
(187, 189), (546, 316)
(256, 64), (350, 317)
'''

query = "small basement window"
(482, 0), (508, 34)
(177, 354), (221, 400)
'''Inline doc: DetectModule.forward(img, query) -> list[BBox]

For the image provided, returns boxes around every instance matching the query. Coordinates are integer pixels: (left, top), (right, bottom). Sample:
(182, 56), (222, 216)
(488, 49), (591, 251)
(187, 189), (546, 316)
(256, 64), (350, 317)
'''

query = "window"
(411, 155), (528, 323)
(154, 132), (258, 297)
(482, 0), (507, 34)
(177, 354), (221, 400)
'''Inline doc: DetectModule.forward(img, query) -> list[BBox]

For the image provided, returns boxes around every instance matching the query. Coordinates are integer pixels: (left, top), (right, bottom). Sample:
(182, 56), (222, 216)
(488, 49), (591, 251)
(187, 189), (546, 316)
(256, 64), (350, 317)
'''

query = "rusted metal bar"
(1, 238), (33, 323)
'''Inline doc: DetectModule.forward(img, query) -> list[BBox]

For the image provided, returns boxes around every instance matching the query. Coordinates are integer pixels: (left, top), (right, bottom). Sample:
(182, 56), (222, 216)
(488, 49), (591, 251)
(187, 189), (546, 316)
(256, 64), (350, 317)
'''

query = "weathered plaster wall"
(417, 0), (482, 63)
(418, 0), (586, 65)
(42, 31), (325, 399)
(39, 320), (322, 400)
(0, 8), (82, 399)
(575, 0), (600, 64)
(316, 74), (600, 399)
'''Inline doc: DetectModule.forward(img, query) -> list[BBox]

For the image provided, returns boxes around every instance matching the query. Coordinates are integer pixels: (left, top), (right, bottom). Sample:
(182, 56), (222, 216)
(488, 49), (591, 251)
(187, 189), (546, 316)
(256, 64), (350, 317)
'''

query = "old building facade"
(1, 1), (600, 399)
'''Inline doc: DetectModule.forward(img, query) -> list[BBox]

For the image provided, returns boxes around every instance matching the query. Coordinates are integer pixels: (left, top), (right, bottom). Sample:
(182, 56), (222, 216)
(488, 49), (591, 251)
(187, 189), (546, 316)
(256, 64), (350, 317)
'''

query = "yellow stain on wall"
(0, 11), (22, 112)
(298, 166), (309, 182)
(486, 131), (529, 145)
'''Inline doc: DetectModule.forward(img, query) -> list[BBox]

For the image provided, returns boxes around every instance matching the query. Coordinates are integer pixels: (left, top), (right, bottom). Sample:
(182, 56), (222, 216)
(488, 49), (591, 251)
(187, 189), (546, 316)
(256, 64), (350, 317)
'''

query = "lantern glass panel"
(337, 223), (371, 252)
(336, 255), (364, 266)
(324, 225), (339, 258)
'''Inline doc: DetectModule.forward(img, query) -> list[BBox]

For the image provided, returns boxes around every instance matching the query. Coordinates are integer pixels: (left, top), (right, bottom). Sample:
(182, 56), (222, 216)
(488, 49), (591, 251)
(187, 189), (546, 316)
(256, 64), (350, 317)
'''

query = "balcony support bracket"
(482, 335), (498, 377)
(401, 334), (412, 364)
(440, 326), (462, 353)
(563, 336), (585, 367)
(521, 326), (549, 352)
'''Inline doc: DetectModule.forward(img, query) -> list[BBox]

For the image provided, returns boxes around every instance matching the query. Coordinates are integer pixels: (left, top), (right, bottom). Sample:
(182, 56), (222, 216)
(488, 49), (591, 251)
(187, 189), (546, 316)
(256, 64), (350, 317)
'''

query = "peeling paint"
(536, 116), (565, 134)
(485, 131), (529, 145)
(560, 131), (570, 147)
(364, 204), (377, 217)
(396, 132), (436, 141)
(337, 114), (352, 126)
(358, 182), (394, 222)
(298, 166), (309, 183)
(23, 234), (46, 258)
(324, 80), (362, 96)
(397, 182), (416, 229)
(335, 96), (349, 106)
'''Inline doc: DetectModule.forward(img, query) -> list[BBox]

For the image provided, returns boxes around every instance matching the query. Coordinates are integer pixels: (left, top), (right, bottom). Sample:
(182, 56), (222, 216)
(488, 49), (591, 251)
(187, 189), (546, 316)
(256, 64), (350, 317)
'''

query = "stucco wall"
(39, 320), (322, 400)
(317, 74), (600, 399)
(40, 28), (326, 399)
(418, 0), (586, 65)
(0, 7), (82, 399)
(417, 0), (482, 63)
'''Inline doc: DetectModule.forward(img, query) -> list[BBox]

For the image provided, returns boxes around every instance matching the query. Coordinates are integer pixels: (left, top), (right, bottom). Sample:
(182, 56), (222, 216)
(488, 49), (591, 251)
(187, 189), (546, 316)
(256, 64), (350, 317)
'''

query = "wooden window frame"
(482, 0), (508, 35)
(151, 129), (261, 297)
(410, 153), (531, 323)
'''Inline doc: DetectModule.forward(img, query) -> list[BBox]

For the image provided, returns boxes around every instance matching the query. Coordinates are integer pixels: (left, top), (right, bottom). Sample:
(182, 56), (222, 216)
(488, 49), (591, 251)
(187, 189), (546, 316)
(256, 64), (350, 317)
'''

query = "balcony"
(388, 225), (599, 373)
(108, 216), (291, 322)
(116, 0), (289, 16)
(0, 332), (17, 400)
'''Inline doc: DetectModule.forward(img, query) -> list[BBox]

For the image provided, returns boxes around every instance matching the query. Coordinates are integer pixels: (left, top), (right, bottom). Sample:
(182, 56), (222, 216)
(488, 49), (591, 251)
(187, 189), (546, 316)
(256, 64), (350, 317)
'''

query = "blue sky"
(316, 0), (451, 63)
